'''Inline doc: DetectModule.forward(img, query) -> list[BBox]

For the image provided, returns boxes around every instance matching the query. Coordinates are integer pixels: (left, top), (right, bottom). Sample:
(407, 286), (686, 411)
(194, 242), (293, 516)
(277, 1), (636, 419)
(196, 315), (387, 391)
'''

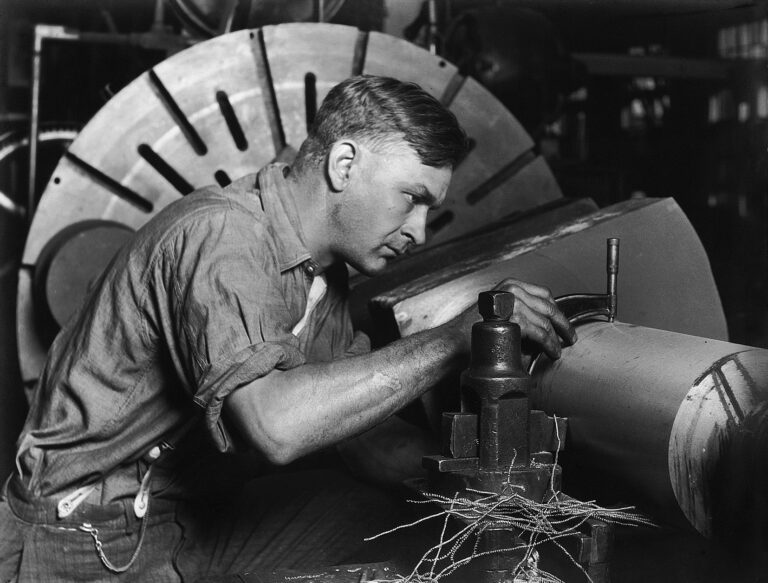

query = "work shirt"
(13, 164), (360, 507)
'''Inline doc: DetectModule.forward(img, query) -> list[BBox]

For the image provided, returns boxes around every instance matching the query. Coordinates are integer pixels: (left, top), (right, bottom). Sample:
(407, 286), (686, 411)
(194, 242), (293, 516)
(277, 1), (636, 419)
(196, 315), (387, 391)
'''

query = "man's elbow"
(226, 389), (305, 465)
(240, 416), (304, 466)
(258, 439), (301, 466)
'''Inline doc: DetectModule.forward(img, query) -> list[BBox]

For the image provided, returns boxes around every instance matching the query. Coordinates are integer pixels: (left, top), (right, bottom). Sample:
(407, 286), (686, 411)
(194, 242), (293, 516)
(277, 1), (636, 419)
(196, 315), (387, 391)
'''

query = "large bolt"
(477, 290), (515, 321)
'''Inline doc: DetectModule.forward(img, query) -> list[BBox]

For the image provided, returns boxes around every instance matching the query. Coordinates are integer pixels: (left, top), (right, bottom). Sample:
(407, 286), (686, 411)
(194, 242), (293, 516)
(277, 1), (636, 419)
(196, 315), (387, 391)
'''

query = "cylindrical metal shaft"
(530, 321), (768, 538)
(606, 237), (619, 321)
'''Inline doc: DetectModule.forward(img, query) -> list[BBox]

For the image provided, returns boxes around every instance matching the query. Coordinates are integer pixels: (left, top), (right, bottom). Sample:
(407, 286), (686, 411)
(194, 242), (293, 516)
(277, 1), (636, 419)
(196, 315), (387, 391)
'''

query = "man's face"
(329, 142), (452, 276)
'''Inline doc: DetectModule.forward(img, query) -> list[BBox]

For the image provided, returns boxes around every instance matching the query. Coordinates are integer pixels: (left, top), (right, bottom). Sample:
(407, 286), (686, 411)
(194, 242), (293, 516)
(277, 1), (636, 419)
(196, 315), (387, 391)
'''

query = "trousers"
(0, 469), (418, 583)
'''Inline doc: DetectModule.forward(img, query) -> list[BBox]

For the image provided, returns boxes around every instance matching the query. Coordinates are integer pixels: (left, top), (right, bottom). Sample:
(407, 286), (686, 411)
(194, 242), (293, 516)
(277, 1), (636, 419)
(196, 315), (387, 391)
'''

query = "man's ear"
(327, 140), (357, 192)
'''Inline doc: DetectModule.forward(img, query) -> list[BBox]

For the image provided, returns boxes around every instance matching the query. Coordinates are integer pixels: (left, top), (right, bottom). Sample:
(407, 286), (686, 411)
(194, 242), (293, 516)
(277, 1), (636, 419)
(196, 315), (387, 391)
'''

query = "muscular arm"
(225, 278), (576, 466)
(225, 319), (469, 465)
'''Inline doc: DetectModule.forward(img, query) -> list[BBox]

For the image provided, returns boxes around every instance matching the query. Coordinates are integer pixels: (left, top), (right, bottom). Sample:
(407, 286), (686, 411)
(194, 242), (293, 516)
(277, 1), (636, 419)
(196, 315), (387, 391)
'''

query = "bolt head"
(478, 290), (515, 320)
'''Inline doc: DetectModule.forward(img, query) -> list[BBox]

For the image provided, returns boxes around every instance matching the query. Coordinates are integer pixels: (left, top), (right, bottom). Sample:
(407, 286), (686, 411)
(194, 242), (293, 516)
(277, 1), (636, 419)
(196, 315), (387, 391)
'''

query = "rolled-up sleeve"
(163, 203), (306, 450)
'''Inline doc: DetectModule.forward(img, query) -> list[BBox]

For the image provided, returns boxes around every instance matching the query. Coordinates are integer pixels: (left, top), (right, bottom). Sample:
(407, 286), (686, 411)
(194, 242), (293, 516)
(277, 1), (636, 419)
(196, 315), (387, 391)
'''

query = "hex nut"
(477, 290), (515, 320)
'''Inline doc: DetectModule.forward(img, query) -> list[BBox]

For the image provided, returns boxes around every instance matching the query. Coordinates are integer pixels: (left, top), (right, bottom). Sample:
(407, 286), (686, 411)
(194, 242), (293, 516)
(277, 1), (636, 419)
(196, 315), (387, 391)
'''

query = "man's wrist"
(435, 317), (471, 359)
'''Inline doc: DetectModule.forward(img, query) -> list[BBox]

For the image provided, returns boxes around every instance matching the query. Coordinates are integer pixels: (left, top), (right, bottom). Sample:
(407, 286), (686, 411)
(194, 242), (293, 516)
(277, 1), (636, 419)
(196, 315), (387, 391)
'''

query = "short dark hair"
(295, 75), (468, 170)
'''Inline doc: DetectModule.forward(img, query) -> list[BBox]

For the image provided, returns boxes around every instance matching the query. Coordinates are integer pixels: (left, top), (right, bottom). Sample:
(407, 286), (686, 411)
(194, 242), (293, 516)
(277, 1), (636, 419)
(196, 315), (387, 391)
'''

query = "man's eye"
(404, 192), (416, 205)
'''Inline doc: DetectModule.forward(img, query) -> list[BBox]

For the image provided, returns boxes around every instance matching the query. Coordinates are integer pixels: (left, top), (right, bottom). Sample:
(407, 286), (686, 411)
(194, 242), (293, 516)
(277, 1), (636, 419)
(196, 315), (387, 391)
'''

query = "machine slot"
(427, 210), (454, 236)
(63, 152), (153, 213)
(304, 72), (317, 131)
(214, 169), (231, 187)
(439, 71), (466, 108)
(137, 144), (193, 195)
(215, 90), (248, 152)
(465, 149), (537, 205)
(352, 30), (369, 76)
(147, 69), (208, 156)
(252, 29), (286, 158)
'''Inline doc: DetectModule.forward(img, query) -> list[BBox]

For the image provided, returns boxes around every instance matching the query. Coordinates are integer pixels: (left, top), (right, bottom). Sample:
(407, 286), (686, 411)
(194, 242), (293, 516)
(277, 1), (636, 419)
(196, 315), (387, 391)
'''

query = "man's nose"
(402, 207), (428, 247)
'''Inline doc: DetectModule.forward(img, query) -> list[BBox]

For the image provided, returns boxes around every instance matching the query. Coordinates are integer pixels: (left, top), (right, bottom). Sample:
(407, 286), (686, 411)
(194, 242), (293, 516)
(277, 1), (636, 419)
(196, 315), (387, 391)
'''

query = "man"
(0, 75), (575, 581)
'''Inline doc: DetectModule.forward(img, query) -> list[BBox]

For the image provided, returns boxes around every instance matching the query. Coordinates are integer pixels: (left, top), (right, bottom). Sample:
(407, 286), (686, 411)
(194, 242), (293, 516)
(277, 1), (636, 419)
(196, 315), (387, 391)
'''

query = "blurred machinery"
(431, 3), (585, 137)
(167, 0), (349, 38)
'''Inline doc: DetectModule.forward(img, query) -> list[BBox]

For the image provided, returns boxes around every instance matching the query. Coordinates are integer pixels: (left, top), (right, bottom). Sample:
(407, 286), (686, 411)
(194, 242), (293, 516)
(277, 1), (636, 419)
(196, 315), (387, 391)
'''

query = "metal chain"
(78, 497), (150, 574)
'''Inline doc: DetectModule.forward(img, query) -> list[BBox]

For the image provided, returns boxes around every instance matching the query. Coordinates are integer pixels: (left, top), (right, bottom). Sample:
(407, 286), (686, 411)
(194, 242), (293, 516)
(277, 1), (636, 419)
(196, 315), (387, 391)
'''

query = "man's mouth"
(385, 245), (407, 257)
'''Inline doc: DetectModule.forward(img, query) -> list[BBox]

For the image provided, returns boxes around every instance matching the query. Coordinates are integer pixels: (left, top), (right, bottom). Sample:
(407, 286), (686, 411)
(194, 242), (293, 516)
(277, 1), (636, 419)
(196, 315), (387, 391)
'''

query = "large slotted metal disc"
(17, 23), (562, 385)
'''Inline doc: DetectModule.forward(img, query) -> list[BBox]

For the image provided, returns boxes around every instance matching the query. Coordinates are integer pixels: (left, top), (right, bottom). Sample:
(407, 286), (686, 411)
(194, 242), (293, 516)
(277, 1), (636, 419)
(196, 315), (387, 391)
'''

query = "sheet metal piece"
(375, 197), (727, 342)
(531, 321), (768, 537)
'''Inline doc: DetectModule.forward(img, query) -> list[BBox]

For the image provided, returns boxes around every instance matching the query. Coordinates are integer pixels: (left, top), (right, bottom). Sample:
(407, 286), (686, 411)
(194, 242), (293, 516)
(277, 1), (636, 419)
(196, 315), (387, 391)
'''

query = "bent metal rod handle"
(527, 238), (619, 374)
(553, 237), (619, 325)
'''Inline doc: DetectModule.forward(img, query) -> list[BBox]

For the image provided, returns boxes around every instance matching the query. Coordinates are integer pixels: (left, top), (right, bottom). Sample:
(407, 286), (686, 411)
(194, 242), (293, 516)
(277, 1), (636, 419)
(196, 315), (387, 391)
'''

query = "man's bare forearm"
(225, 321), (469, 464)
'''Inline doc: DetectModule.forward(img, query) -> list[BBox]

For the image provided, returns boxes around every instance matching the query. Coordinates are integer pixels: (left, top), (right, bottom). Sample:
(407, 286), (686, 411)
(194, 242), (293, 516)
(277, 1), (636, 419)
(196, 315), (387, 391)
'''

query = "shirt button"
(305, 262), (316, 275)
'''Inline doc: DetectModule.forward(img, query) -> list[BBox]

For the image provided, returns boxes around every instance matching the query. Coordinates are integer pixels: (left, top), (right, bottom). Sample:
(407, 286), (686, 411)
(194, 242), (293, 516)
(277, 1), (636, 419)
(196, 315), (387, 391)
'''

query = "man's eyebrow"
(408, 184), (441, 209)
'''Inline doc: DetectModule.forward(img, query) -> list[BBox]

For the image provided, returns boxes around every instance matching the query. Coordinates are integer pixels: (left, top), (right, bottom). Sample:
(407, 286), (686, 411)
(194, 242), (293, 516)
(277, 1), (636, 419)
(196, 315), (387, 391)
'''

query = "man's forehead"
(360, 137), (452, 202)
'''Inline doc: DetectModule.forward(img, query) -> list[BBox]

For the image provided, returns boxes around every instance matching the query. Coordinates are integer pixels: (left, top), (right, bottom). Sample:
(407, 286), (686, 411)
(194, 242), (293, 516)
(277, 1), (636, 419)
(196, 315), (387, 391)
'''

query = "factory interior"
(0, 0), (767, 581)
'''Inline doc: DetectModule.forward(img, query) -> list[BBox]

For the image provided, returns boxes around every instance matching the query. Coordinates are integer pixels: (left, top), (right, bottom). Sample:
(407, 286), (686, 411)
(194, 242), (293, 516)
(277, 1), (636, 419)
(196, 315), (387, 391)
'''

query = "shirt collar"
(254, 163), (322, 274)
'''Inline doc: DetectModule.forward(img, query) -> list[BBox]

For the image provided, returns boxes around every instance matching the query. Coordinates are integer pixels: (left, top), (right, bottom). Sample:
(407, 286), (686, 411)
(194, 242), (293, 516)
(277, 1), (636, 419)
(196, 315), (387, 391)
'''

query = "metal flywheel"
(17, 23), (562, 387)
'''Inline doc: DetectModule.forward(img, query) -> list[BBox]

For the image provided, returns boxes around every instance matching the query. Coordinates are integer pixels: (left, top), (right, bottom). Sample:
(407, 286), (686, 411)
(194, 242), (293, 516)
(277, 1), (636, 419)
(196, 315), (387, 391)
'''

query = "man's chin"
(348, 256), (389, 278)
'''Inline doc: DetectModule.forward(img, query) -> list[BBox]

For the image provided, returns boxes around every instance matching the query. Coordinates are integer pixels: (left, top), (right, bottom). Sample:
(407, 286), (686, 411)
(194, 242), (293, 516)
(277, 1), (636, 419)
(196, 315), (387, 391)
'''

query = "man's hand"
(444, 278), (577, 361)
(493, 278), (577, 360)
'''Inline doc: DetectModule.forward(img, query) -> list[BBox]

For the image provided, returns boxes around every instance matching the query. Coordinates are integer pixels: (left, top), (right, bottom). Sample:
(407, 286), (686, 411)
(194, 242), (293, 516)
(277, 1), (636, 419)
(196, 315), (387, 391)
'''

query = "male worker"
(0, 75), (575, 581)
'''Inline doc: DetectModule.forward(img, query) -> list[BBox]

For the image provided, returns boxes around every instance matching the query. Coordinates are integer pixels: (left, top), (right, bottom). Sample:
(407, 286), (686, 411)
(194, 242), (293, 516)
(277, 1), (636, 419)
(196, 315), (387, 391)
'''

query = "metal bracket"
(554, 237), (620, 325)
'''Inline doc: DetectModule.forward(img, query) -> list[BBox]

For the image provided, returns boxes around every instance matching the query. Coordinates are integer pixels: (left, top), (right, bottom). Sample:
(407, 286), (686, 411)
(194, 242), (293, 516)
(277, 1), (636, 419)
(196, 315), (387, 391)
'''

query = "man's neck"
(286, 167), (335, 270)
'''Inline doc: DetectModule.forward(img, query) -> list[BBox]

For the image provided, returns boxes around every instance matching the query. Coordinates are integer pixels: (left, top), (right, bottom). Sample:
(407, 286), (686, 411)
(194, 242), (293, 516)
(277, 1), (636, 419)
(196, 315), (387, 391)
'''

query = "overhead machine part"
(17, 23), (563, 390)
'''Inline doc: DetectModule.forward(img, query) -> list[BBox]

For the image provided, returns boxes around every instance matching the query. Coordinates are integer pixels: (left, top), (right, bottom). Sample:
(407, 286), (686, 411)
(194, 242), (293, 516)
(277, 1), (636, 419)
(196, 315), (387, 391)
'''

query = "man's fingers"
(506, 284), (577, 347)
(549, 305), (578, 346)
(514, 302), (563, 360)
(491, 279), (578, 359)
(495, 278), (554, 302)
